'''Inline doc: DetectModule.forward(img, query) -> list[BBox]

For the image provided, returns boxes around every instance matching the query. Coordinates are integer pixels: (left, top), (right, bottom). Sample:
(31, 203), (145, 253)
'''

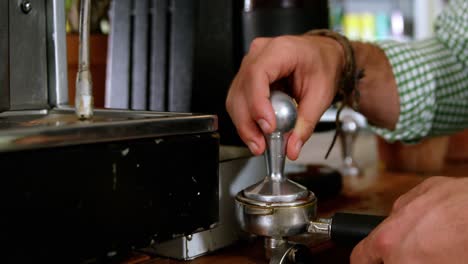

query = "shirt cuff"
(368, 40), (437, 143)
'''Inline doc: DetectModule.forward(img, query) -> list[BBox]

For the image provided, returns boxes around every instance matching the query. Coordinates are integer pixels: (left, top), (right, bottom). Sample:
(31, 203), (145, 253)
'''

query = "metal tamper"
(235, 91), (386, 264)
(243, 91), (310, 203)
(235, 90), (317, 262)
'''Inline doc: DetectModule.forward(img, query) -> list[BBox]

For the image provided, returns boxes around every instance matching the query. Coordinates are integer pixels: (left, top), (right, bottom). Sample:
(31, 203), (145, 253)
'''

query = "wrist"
(321, 36), (346, 97)
(303, 34), (345, 97)
(351, 41), (399, 130)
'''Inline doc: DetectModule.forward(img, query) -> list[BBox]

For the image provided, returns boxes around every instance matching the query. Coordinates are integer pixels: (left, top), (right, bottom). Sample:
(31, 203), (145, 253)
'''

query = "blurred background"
(329, 0), (447, 42)
(63, 0), (448, 111)
(63, 0), (461, 174)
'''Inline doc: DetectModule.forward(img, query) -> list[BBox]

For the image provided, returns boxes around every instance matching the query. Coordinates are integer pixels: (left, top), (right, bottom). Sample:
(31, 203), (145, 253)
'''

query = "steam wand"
(75, 0), (94, 120)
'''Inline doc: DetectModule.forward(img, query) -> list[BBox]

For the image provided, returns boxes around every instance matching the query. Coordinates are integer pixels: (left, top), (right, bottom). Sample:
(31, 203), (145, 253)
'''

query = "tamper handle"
(243, 90), (307, 202)
(265, 91), (297, 182)
(265, 132), (287, 182)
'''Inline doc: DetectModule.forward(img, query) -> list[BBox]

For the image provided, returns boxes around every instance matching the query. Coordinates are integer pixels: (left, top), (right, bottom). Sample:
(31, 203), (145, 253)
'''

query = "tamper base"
(243, 178), (309, 203)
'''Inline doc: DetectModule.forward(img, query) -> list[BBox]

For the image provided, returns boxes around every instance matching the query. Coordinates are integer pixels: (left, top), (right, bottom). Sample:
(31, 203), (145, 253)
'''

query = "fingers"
(226, 37), (274, 154)
(287, 99), (326, 160)
(352, 177), (452, 264)
(392, 176), (450, 213)
(243, 37), (299, 129)
(351, 236), (384, 264)
(227, 35), (338, 157)
(350, 216), (400, 264)
(249, 36), (299, 84)
(287, 73), (334, 160)
(227, 37), (303, 155)
(353, 177), (460, 264)
(227, 93), (266, 155)
(247, 37), (271, 57)
(228, 63), (276, 154)
(240, 37), (272, 73)
(242, 37), (302, 132)
(287, 116), (313, 160)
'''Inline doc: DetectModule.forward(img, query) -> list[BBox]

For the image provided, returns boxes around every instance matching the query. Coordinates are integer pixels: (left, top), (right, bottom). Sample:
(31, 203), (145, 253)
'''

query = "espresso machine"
(0, 1), (219, 263)
(0, 1), (378, 263)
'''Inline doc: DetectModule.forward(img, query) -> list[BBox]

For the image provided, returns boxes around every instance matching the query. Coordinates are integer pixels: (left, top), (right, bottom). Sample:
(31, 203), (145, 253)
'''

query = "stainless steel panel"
(149, 0), (168, 111)
(0, 0), (9, 112)
(105, 0), (132, 109)
(47, 0), (69, 107)
(9, 0), (49, 110)
(168, 0), (195, 112)
(0, 107), (217, 152)
(131, 0), (150, 110)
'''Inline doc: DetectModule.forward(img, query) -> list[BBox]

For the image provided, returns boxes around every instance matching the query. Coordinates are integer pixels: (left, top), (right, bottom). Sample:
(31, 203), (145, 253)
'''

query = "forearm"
(356, 0), (468, 143)
(363, 37), (468, 143)
(351, 41), (399, 131)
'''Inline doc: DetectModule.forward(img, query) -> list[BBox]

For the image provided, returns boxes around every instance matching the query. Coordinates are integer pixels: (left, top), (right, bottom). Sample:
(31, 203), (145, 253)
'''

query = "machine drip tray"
(0, 106), (217, 152)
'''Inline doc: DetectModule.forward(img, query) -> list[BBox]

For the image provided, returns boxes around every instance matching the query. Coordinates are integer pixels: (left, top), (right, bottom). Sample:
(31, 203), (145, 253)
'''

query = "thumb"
(287, 115), (316, 160)
(286, 87), (332, 160)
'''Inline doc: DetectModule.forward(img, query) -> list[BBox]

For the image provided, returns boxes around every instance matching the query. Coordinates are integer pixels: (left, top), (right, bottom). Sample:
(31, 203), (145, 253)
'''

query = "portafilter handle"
(309, 213), (386, 246)
(265, 90), (297, 182)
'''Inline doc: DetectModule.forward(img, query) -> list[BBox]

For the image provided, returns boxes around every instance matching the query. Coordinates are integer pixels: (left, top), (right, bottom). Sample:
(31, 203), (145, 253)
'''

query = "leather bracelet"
(305, 29), (365, 158)
(305, 29), (363, 109)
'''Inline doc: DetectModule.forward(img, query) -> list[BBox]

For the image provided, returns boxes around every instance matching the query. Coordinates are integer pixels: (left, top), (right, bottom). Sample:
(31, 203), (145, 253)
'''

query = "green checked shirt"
(371, 0), (468, 143)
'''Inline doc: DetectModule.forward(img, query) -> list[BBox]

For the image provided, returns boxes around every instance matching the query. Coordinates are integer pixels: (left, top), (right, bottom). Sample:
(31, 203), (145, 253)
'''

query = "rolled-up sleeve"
(370, 0), (468, 143)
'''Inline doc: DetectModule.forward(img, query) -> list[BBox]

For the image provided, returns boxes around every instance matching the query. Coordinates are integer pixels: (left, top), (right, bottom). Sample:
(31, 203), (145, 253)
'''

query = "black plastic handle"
(331, 212), (386, 245)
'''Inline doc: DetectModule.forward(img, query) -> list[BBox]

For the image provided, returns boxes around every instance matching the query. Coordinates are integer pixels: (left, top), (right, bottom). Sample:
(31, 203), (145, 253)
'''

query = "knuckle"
(350, 242), (363, 263)
(374, 229), (394, 257)
(392, 195), (405, 212)
(243, 63), (259, 80)
(271, 35), (295, 49)
(237, 126), (254, 143)
(248, 103), (264, 121)
(418, 176), (448, 191)
(425, 176), (446, 184)
(239, 54), (251, 69)
(249, 37), (265, 53)
(396, 199), (416, 217)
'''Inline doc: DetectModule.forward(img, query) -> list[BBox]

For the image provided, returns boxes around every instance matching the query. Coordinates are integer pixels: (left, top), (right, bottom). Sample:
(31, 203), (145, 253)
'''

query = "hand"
(351, 176), (468, 264)
(225, 35), (344, 160)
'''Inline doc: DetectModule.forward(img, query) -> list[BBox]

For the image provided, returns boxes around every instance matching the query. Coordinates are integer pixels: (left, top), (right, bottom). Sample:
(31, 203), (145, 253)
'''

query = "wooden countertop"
(124, 161), (468, 264)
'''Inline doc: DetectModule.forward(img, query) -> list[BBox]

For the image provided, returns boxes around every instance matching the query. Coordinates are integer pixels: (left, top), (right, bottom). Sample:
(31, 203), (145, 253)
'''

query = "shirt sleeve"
(370, 0), (468, 143)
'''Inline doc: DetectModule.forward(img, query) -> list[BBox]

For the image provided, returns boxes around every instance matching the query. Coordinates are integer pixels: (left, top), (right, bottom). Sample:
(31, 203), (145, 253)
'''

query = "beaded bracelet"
(305, 29), (365, 159)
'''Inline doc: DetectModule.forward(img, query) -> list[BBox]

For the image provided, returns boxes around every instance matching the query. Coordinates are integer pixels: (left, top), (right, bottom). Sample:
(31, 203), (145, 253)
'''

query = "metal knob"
(21, 1), (32, 14)
(339, 115), (360, 176)
(243, 90), (308, 202)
